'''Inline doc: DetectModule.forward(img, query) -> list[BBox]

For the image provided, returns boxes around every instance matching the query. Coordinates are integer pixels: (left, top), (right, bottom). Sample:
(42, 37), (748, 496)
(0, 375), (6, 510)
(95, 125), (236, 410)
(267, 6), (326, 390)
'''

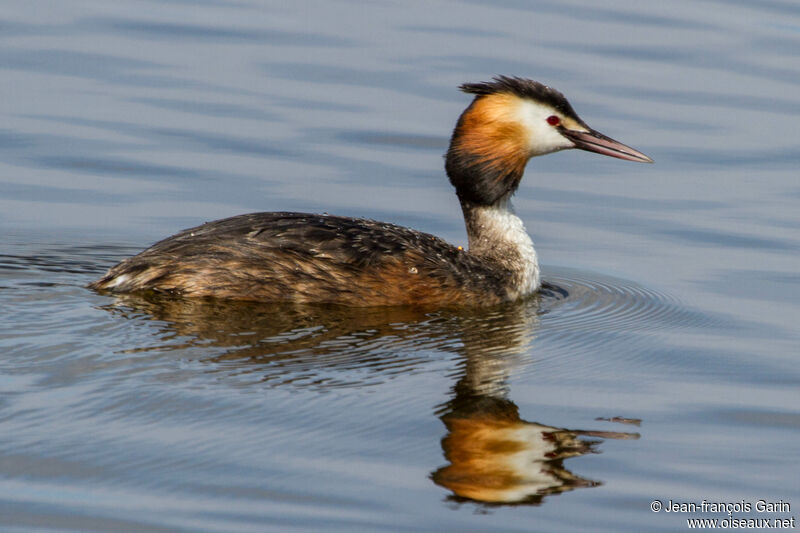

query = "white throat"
(464, 198), (540, 299)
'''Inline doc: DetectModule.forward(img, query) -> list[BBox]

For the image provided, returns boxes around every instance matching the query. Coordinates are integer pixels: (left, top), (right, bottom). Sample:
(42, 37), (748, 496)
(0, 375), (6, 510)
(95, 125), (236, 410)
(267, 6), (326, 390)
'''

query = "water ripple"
(540, 268), (712, 334)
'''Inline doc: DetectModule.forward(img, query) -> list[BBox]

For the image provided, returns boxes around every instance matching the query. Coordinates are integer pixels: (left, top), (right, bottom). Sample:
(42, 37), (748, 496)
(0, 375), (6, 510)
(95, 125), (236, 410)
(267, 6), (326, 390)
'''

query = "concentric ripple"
(538, 267), (714, 334)
(516, 267), (728, 380)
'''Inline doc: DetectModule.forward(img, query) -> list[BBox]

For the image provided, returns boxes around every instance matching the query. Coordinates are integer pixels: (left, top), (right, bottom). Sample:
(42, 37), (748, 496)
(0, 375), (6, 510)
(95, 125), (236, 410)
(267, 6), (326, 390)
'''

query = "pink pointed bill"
(563, 128), (653, 163)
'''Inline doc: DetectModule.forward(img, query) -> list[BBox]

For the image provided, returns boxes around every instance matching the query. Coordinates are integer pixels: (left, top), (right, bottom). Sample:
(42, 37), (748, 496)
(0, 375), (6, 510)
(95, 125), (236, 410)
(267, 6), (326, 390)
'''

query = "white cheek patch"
(515, 100), (577, 156)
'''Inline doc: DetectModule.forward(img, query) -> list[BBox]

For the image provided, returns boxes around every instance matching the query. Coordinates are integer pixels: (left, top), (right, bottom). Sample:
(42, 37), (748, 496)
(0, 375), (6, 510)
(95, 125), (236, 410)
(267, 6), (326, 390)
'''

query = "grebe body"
(90, 77), (652, 307)
(91, 212), (522, 306)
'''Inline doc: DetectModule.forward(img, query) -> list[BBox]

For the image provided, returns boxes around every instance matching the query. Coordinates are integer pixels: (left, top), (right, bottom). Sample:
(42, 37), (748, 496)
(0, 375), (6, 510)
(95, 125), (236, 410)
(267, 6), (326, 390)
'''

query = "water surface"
(1, 1), (798, 531)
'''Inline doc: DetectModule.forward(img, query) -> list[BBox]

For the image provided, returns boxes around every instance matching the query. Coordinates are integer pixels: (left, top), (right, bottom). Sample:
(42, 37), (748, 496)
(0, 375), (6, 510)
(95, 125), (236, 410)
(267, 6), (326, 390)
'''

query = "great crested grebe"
(90, 76), (652, 307)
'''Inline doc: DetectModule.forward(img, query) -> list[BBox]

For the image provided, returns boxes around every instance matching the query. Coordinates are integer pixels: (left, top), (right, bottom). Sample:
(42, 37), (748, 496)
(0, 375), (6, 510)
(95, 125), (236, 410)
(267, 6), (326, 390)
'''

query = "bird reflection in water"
(98, 286), (639, 504)
(432, 343), (639, 505)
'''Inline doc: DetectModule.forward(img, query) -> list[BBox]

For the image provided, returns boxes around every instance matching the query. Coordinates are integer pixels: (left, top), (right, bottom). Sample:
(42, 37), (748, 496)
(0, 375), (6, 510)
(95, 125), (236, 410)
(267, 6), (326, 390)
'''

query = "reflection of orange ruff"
(432, 415), (598, 504)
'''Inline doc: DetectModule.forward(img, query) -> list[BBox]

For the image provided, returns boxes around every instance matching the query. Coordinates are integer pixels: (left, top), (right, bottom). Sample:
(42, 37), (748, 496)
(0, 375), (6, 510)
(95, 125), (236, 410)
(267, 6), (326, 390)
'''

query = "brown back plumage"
(90, 213), (513, 306)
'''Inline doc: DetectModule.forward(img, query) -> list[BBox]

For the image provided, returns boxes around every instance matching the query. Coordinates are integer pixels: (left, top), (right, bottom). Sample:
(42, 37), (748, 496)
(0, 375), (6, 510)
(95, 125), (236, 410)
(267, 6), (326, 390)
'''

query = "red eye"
(546, 115), (560, 126)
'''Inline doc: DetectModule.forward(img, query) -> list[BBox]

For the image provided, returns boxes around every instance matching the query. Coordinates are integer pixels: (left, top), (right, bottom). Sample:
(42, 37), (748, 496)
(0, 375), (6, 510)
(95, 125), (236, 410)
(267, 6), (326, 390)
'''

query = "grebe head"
(446, 76), (653, 206)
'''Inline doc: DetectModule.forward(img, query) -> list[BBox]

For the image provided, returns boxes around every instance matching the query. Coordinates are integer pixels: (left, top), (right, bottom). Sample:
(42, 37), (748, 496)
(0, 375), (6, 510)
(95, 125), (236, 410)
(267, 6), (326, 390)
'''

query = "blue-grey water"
(1, 1), (798, 531)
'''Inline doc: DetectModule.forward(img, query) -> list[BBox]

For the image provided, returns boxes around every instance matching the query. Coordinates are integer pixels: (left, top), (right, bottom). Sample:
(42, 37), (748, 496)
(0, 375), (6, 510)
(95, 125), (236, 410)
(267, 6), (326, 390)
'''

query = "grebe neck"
(460, 197), (540, 299)
(445, 94), (541, 300)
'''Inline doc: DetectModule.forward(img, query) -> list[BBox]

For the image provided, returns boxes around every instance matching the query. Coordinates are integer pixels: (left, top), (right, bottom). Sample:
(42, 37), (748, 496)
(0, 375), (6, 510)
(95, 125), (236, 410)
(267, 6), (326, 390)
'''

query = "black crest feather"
(460, 76), (580, 121)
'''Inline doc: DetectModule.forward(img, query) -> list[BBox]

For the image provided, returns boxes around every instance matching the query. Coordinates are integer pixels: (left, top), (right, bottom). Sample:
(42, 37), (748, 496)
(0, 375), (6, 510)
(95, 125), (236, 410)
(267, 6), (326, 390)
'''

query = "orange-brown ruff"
(90, 77), (652, 306)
